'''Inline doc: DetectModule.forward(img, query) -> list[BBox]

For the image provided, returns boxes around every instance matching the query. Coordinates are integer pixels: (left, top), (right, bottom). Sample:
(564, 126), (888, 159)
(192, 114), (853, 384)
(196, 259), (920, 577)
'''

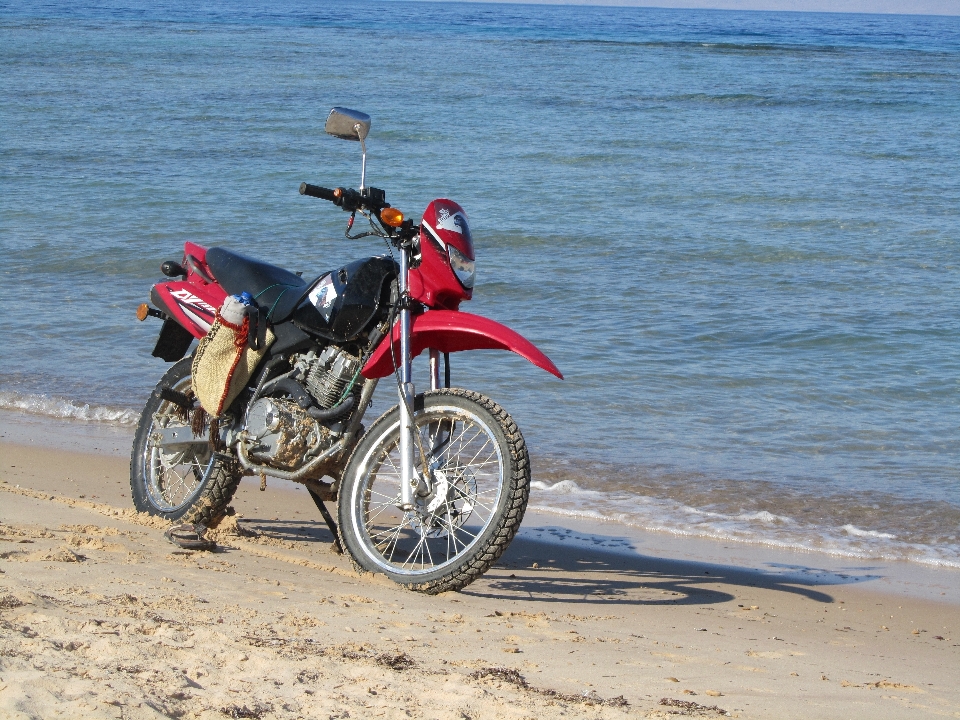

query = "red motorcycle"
(131, 108), (562, 593)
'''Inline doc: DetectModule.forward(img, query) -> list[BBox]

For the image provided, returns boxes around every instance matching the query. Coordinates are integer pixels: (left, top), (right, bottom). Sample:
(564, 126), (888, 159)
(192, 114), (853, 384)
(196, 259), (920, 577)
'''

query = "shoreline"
(1, 407), (958, 605)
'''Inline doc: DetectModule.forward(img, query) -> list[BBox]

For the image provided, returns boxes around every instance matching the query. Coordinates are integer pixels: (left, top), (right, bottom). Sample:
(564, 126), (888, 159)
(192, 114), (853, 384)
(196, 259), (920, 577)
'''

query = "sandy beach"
(1, 429), (959, 720)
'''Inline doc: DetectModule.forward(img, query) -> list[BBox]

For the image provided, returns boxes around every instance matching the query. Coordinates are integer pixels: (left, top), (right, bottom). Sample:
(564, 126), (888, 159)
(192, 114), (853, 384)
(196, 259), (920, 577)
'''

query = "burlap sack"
(192, 296), (274, 417)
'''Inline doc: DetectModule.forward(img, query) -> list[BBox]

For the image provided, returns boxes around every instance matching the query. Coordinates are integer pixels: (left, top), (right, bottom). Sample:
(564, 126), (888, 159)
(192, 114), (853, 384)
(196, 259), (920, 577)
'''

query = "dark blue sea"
(3, 0), (960, 566)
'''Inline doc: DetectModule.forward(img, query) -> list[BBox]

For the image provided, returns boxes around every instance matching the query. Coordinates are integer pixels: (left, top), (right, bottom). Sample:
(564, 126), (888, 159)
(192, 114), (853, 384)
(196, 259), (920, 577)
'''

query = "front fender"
(361, 310), (563, 380)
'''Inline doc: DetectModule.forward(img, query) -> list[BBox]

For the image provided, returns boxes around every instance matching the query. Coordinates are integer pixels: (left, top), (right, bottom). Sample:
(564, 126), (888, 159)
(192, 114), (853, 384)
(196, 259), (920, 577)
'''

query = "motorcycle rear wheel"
(130, 357), (242, 526)
(338, 388), (530, 594)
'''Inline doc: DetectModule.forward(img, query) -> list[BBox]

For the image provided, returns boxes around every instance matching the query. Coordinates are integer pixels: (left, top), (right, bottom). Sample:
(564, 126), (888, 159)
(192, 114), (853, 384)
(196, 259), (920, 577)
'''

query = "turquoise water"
(3, 1), (960, 565)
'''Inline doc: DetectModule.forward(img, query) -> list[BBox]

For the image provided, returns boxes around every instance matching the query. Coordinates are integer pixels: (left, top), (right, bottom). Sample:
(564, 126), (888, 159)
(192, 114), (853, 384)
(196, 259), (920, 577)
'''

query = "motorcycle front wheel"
(130, 357), (242, 526)
(338, 388), (530, 594)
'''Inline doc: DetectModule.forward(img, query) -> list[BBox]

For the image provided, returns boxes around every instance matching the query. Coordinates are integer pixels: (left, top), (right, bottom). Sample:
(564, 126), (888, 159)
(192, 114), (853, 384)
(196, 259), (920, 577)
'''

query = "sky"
(461, 0), (960, 15)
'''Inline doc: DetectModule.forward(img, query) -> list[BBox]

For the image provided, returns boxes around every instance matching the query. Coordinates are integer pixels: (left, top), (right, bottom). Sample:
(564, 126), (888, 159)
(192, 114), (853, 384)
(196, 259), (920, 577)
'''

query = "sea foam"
(529, 479), (960, 569)
(0, 391), (139, 426)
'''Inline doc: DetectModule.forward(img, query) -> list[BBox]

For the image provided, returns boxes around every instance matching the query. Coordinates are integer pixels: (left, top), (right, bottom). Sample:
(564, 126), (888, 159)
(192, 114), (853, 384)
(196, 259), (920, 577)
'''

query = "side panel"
(361, 310), (563, 380)
(151, 280), (227, 339)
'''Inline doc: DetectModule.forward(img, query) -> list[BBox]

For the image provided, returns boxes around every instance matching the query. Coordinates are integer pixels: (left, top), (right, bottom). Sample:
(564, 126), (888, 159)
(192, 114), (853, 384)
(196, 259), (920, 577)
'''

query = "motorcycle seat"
(205, 247), (313, 322)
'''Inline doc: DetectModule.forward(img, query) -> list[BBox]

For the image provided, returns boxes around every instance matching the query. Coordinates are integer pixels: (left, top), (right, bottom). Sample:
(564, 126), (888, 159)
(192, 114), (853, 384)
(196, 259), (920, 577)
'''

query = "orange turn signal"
(380, 207), (404, 228)
(137, 303), (162, 321)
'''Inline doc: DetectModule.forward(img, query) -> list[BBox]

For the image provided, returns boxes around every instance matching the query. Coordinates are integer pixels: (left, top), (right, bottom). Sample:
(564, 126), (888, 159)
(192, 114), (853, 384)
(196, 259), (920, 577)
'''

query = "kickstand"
(308, 489), (343, 555)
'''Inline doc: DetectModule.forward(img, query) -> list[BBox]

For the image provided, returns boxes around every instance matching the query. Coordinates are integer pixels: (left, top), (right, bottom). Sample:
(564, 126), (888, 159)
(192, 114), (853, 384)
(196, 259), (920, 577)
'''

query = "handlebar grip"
(299, 183), (338, 202)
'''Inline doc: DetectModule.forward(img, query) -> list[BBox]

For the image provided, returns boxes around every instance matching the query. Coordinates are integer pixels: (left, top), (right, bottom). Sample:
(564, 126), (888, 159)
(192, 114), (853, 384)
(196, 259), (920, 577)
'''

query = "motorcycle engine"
(244, 397), (330, 471)
(241, 346), (363, 472)
(294, 345), (363, 409)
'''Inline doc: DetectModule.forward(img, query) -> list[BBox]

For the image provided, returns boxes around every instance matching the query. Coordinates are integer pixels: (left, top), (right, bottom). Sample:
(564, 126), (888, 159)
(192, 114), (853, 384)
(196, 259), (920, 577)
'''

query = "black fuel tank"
(292, 256), (398, 342)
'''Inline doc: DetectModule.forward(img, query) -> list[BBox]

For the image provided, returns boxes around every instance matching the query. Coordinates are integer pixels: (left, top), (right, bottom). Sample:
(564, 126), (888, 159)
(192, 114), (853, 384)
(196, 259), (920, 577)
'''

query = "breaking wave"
(529, 479), (960, 569)
(0, 391), (139, 426)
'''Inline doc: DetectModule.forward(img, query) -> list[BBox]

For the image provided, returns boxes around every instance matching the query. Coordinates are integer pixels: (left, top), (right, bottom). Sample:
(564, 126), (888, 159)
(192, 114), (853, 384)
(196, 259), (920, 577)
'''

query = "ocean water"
(3, 0), (960, 568)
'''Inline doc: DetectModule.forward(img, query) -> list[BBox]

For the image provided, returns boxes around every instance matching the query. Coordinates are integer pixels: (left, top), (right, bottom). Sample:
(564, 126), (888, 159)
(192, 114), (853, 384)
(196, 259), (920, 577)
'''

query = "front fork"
(398, 297), (416, 511)
(397, 246), (445, 511)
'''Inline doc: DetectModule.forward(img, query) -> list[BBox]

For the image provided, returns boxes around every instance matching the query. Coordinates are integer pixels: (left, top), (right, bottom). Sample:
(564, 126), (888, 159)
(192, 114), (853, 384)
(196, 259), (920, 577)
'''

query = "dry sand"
(1, 437), (959, 720)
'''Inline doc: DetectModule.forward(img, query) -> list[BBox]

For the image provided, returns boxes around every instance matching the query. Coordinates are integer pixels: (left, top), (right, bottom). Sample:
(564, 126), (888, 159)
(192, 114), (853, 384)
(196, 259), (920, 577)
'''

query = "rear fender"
(361, 310), (563, 379)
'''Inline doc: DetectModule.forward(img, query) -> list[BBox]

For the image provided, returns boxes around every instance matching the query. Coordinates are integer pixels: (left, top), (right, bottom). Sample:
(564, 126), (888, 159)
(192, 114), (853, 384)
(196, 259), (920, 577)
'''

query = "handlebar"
(299, 182), (337, 202)
(299, 181), (414, 242)
(299, 182), (386, 214)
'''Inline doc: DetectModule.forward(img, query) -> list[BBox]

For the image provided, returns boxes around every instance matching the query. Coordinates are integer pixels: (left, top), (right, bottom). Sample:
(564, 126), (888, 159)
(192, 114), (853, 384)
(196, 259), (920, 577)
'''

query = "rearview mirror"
(325, 107), (371, 141)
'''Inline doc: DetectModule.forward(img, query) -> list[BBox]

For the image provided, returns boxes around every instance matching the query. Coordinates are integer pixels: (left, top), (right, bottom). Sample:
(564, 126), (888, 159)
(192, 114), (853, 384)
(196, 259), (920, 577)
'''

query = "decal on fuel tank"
(308, 274), (338, 322)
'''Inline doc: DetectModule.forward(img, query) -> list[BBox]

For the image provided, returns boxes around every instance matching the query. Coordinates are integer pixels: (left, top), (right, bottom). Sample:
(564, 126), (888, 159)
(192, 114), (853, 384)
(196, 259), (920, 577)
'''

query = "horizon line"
(389, 0), (960, 18)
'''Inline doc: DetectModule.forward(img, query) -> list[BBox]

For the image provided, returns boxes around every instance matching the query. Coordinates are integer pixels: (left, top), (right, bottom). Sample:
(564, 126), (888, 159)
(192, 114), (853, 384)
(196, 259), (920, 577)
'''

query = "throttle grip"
(299, 183), (338, 202)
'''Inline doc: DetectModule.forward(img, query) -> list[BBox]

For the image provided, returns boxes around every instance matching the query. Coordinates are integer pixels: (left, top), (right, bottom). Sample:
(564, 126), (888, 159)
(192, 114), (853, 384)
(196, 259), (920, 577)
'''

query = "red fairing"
(408, 199), (474, 310)
(149, 243), (226, 339)
(151, 280), (227, 338)
(183, 242), (209, 266)
(362, 310), (563, 380)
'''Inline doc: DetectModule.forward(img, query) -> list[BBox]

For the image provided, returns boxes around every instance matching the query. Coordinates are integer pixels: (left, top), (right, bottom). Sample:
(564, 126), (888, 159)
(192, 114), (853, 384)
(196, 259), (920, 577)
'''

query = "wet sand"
(1, 437), (959, 719)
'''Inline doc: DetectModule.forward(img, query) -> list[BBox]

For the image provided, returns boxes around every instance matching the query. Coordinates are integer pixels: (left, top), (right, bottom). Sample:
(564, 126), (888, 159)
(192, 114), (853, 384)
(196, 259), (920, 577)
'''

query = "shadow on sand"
(243, 516), (884, 608)
(468, 524), (886, 607)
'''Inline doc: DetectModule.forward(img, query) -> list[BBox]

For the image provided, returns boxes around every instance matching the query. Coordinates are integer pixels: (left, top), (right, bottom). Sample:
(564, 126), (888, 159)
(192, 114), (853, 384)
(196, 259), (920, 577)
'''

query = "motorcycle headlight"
(448, 244), (475, 290)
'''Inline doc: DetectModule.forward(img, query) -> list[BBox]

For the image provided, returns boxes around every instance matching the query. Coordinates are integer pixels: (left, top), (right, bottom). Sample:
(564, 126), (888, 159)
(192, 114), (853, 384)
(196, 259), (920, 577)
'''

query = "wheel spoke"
(451, 489), (493, 517)
(365, 500), (400, 526)
(462, 438), (496, 471)
(382, 448), (402, 476)
(422, 531), (435, 568)
(402, 529), (428, 569)
(382, 515), (411, 563)
(368, 521), (408, 542)
(451, 426), (485, 457)
(368, 488), (401, 503)
(445, 517), (475, 554)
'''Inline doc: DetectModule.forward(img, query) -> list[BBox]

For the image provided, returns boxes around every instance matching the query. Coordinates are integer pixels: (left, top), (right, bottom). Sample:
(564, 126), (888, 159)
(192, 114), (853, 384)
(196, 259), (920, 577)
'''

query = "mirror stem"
(357, 125), (367, 190)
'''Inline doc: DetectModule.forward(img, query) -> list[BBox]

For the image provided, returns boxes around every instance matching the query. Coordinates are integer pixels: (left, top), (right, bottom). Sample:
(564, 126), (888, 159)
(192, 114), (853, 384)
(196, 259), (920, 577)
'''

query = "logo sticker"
(308, 275), (338, 322)
(437, 209), (467, 235)
(169, 289), (217, 315)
